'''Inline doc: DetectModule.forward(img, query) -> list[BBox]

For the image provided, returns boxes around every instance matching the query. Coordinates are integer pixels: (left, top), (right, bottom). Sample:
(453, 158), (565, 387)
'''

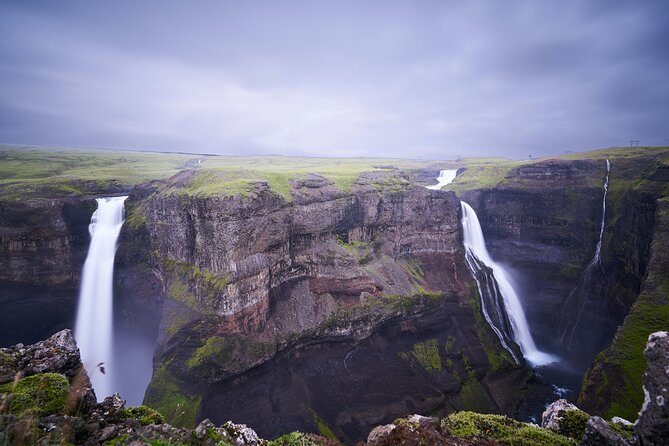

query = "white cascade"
(75, 196), (127, 401)
(427, 169), (458, 190)
(586, 159), (611, 270)
(460, 201), (557, 366)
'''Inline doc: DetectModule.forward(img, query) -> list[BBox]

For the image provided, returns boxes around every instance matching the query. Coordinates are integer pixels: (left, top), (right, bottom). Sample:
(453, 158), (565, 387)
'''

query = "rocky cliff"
(455, 150), (669, 422)
(135, 170), (533, 443)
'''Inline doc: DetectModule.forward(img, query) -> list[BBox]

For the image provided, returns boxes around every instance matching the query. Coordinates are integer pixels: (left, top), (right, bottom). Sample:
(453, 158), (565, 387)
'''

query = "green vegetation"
(144, 363), (201, 428)
(121, 405), (166, 425)
(268, 432), (321, 446)
(557, 409), (590, 441)
(458, 370), (493, 413)
(186, 335), (275, 372)
(0, 145), (196, 200)
(336, 237), (374, 264)
(443, 411), (576, 446)
(187, 336), (227, 369)
(609, 420), (634, 440)
(311, 414), (338, 441)
(403, 339), (442, 371)
(0, 373), (69, 416)
(162, 257), (229, 315)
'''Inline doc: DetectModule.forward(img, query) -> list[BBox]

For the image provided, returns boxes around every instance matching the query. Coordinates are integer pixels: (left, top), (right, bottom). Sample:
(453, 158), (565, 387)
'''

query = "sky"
(1, 1), (668, 159)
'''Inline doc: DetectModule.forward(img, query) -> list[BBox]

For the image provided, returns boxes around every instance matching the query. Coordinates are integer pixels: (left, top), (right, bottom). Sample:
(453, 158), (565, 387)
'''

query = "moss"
(186, 335), (275, 373)
(609, 420), (634, 440)
(0, 351), (16, 367)
(269, 432), (321, 446)
(557, 409), (590, 440)
(312, 414), (338, 441)
(408, 339), (442, 371)
(125, 205), (147, 231)
(187, 336), (227, 369)
(165, 311), (192, 338)
(443, 411), (576, 446)
(143, 363), (201, 428)
(162, 257), (229, 315)
(0, 373), (69, 416)
(444, 335), (456, 354)
(458, 371), (493, 413)
(107, 434), (130, 446)
(121, 405), (165, 425)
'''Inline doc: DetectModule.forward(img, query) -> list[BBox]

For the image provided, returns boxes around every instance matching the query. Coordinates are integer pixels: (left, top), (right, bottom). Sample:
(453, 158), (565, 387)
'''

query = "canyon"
(1, 146), (668, 443)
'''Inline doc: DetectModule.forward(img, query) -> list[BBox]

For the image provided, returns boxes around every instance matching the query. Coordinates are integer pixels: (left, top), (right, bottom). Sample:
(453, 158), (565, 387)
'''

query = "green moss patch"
(405, 339), (442, 371)
(143, 363), (201, 428)
(443, 411), (576, 446)
(186, 335), (276, 374)
(557, 409), (590, 441)
(121, 405), (165, 425)
(0, 373), (69, 416)
(269, 432), (321, 446)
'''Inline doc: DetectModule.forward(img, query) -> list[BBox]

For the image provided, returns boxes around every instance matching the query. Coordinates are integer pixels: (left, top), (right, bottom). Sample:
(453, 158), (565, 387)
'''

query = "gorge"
(1, 146), (668, 444)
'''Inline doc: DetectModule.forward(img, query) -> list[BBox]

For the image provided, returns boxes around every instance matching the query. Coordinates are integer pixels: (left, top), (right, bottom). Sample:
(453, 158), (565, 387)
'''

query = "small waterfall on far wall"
(585, 159), (611, 273)
(75, 196), (127, 401)
(460, 201), (556, 366)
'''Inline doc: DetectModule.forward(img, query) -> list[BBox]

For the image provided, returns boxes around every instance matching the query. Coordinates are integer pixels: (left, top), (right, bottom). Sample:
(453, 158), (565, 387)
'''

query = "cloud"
(1, 0), (668, 158)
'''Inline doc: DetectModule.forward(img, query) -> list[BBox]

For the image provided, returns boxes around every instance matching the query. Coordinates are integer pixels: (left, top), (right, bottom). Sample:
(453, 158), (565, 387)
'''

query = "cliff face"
(140, 171), (530, 443)
(0, 197), (95, 346)
(459, 159), (656, 369)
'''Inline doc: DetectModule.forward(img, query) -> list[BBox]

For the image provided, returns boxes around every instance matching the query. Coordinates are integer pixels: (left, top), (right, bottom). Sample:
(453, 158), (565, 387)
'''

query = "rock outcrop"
(0, 330), (283, 446)
(635, 331), (669, 445)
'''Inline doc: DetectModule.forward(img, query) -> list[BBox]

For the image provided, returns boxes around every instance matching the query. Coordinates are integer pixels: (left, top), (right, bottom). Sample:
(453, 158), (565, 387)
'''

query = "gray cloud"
(1, 0), (668, 158)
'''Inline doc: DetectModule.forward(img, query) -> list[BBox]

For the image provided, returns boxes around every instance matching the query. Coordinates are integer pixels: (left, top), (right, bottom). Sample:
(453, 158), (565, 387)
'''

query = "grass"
(0, 144), (451, 201)
(443, 411), (576, 446)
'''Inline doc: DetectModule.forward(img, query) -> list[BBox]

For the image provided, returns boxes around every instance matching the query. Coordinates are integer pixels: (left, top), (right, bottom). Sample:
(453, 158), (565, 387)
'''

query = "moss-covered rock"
(121, 405), (166, 425)
(0, 372), (69, 416)
(557, 409), (590, 441)
(443, 411), (576, 446)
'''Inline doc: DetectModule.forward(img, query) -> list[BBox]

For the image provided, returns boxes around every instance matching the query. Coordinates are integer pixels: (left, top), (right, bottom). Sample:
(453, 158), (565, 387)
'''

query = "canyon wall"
(137, 170), (532, 443)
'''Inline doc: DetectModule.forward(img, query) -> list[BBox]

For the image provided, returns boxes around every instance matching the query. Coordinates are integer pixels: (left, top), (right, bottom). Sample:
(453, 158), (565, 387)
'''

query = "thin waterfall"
(585, 159), (611, 272)
(461, 201), (556, 366)
(75, 196), (127, 401)
(427, 169), (458, 190)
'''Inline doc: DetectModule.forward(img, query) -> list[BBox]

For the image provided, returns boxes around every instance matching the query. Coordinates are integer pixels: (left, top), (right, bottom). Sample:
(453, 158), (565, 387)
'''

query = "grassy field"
(0, 144), (450, 200)
(2, 144), (668, 200)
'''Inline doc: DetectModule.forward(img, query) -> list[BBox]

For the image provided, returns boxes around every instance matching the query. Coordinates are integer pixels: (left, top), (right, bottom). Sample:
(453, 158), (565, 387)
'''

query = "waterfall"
(427, 169), (458, 190)
(460, 201), (556, 366)
(585, 159), (611, 271)
(75, 196), (127, 401)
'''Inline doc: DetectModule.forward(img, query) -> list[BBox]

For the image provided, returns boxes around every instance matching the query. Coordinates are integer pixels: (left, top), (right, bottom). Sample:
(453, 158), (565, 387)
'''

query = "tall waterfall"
(461, 201), (556, 366)
(586, 159), (611, 271)
(427, 169), (458, 190)
(75, 196), (127, 401)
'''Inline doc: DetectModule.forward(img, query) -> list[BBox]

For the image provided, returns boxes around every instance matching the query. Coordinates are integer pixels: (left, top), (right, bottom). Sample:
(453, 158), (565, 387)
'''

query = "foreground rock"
(0, 330), (304, 445)
(635, 331), (669, 445)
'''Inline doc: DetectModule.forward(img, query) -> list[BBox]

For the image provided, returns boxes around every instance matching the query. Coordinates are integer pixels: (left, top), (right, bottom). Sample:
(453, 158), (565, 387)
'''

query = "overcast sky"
(1, 1), (668, 159)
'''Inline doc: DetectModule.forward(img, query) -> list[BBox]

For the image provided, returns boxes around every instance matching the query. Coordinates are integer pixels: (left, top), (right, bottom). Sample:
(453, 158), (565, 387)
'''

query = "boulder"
(367, 414), (478, 446)
(582, 416), (629, 446)
(542, 399), (580, 431)
(635, 331), (669, 446)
